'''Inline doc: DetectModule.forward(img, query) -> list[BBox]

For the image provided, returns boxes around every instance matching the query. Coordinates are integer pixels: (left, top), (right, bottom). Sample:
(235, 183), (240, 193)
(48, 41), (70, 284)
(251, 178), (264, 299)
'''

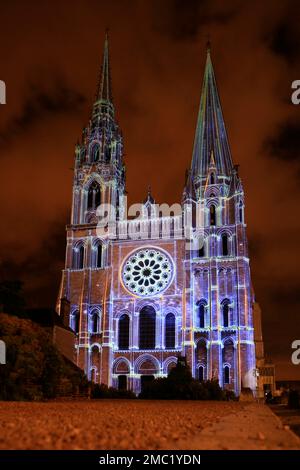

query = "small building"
(253, 301), (276, 397)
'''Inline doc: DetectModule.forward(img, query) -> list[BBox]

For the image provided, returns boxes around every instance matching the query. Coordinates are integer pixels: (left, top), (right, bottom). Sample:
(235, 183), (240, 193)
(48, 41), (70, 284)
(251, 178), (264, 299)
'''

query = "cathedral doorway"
(117, 375), (127, 390)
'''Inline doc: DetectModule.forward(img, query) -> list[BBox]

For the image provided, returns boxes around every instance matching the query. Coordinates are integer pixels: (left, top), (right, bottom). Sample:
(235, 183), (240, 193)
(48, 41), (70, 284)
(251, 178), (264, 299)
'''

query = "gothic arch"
(195, 336), (209, 347)
(165, 312), (176, 349)
(221, 299), (231, 328)
(83, 174), (102, 191)
(205, 187), (220, 198)
(221, 336), (236, 348)
(217, 227), (232, 237)
(92, 239), (104, 268)
(89, 342), (101, 352)
(113, 357), (131, 374)
(134, 354), (160, 374)
(223, 363), (231, 384)
(118, 313), (130, 350)
(90, 344), (101, 377)
(72, 240), (86, 269)
(163, 356), (177, 374)
(87, 180), (101, 210)
(89, 308), (101, 334)
(162, 306), (179, 317)
(135, 299), (159, 314)
(70, 308), (80, 333)
(196, 363), (206, 382)
(114, 309), (131, 320)
(207, 202), (217, 226)
(196, 299), (208, 328)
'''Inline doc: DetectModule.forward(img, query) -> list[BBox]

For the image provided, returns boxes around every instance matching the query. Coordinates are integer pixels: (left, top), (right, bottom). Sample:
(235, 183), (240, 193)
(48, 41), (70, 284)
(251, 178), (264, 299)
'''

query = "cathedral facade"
(56, 35), (260, 396)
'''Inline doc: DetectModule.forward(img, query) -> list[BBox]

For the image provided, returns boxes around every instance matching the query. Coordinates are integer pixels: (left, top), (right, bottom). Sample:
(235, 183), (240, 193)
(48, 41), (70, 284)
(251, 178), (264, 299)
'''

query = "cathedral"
(56, 34), (263, 396)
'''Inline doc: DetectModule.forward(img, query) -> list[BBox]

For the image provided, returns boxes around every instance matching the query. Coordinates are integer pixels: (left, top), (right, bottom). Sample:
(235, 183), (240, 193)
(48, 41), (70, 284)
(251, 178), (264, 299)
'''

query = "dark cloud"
(152, 0), (237, 41)
(0, 79), (85, 148)
(264, 120), (300, 162)
(266, 20), (300, 64)
(0, 216), (67, 308)
(248, 234), (265, 259)
(270, 283), (300, 309)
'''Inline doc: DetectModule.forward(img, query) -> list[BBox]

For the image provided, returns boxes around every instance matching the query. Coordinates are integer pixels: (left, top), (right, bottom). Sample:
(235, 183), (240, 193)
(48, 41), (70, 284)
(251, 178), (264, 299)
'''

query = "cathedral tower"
(184, 44), (256, 393)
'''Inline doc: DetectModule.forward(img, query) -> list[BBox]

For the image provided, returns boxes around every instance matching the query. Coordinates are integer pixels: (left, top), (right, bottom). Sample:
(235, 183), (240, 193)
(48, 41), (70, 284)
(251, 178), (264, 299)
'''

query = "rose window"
(121, 248), (174, 297)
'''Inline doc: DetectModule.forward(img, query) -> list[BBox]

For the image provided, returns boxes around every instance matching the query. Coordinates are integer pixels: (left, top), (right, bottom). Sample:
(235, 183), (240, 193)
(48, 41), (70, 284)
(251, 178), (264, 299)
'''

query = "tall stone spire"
(92, 31), (114, 121)
(191, 44), (233, 181)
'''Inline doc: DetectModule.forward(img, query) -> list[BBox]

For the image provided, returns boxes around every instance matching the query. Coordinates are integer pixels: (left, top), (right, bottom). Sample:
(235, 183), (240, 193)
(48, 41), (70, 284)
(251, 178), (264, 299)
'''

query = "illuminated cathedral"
(56, 35), (262, 396)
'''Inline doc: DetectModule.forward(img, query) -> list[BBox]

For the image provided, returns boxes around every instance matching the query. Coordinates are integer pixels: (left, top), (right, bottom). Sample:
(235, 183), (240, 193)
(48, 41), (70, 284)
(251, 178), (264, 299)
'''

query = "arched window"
(116, 190), (120, 219)
(92, 144), (100, 162)
(139, 306), (156, 349)
(210, 205), (216, 226)
(197, 301), (206, 328)
(210, 173), (215, 184)
(222, 234), (229, 256)
(73, 244), (85, 270)
(165, 313), (175, 349)
(90, 310), (100, 334)
(198, 365), (204, 382)
(87, 181), (101, 210)
(97, 244), (102, 268)
(79, 245), (84, 269)
(73, 243), (84, 269)
(119, 314), (129, 350)
(71, 310), (79, 333)
(224, 365), (230, 384)
(222, 301), (230, 327)
(239, 201), (243, 223)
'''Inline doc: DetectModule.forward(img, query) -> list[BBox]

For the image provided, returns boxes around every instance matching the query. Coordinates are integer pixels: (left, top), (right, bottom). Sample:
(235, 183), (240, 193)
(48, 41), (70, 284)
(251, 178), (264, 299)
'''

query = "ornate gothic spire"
(92, 31), (114, 121)
(191, 45), (233, 181)
(96, 31), (112, 103)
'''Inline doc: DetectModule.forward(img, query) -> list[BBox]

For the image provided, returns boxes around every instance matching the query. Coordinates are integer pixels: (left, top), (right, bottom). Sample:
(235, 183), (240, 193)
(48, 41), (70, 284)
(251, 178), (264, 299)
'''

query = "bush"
(139, 356), (235, 400)
(91, 383), (135, 399)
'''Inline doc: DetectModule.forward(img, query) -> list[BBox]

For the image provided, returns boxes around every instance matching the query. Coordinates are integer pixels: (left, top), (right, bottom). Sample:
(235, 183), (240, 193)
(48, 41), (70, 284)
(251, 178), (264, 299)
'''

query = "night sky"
(0, 0), (300, 380)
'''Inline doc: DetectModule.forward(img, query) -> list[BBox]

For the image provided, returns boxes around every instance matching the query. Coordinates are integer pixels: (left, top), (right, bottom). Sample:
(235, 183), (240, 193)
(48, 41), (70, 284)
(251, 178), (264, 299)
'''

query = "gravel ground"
(270, 405), (300, 439)
(0, 400), (299, 450)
